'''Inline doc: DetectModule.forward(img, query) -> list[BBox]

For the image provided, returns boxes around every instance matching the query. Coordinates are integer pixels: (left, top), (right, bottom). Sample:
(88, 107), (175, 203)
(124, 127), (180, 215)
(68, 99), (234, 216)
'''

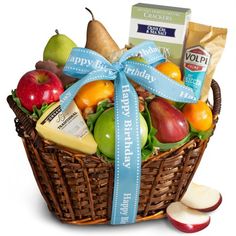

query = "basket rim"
(38, 134), (206, 164)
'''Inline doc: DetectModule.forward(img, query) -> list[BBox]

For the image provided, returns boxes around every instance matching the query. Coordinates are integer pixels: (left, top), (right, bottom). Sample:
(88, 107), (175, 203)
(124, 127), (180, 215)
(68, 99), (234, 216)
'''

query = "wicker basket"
(7, 80), (221, 225)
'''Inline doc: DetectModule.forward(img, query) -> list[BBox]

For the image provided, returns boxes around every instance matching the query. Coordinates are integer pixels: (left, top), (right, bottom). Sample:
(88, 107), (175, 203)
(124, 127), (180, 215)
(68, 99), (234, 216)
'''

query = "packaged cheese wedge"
(36, 101), (97, 154)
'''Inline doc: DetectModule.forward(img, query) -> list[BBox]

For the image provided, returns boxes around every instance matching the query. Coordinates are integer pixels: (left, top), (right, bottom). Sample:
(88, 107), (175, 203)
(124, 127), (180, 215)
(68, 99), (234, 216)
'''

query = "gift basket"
(7, 80), (221, 224)
(7, 4), (227, 232)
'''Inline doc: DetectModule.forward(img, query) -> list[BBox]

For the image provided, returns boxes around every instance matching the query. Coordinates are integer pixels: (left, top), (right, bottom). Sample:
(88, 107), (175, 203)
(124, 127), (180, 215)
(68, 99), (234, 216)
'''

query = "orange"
(182, 101), (213, 131)
(156, 61), (183, 84)
(74, 80), (114, 110)
(156, 61), (183, 105)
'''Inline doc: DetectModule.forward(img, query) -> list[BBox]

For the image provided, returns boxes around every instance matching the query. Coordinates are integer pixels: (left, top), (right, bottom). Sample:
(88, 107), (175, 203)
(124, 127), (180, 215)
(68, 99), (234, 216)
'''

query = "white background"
(1, 0), (235, 235)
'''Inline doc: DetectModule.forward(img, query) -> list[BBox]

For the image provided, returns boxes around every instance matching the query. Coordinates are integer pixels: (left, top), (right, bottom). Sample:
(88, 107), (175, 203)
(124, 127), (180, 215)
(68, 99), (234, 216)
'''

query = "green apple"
(94, 107), (148, 159)
(43, 29), (77, 67)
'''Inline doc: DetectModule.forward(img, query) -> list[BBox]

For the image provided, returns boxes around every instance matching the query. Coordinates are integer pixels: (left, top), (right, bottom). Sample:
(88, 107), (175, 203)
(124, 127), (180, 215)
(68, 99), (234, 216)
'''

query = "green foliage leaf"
(31, 102), (55, 120)
(174, 102), (185, 110)
(141, 103), (158, 160)
(155, 133), (192, 152)
(11, 89), (55, 120)
(11, 90), (31, 115)
(86, 99), (113, 132)
(190, 124), (213, 140)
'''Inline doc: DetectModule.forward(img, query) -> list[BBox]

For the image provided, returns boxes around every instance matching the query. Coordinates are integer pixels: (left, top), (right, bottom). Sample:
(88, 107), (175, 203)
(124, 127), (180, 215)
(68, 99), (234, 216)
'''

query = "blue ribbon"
(60, 41), (197, 225)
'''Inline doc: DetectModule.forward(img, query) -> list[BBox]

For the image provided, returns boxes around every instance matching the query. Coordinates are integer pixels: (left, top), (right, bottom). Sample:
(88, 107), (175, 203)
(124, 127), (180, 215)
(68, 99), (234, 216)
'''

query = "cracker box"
(129, 3), (191, 66)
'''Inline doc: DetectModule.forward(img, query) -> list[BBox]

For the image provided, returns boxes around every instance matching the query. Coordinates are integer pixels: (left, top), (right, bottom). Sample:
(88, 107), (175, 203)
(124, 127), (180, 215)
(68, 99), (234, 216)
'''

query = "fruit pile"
(10, 8), (221, 233)
(12, 8), (214, 160)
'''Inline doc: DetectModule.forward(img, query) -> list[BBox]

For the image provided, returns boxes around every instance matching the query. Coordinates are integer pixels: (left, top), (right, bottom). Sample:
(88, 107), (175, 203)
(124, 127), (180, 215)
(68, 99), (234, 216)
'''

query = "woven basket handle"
(211, 79), (221, 121)
(6, 95), (41, 147)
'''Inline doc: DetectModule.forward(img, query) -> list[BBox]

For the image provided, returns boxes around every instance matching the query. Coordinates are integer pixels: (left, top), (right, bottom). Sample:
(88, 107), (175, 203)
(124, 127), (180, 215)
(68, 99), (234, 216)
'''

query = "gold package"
(183, 22), (227, 101)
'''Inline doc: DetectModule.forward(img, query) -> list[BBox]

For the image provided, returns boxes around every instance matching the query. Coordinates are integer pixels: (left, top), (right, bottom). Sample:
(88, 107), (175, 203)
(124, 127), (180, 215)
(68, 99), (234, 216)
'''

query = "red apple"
(149, 97), (189, 143)
(16, 69), (64, 111)
(181, 182), (222, 212)
(167, 202), (210, 233)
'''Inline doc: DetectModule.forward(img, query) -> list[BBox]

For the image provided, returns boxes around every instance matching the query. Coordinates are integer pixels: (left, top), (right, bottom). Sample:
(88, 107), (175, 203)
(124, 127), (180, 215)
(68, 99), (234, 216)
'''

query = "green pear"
(43, 29), (77, 67)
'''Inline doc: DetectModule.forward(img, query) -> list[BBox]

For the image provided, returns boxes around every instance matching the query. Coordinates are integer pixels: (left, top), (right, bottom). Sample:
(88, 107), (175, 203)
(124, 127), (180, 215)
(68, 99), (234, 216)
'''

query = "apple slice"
(167, 202), (210, 233)
(181, 182), (222, 212)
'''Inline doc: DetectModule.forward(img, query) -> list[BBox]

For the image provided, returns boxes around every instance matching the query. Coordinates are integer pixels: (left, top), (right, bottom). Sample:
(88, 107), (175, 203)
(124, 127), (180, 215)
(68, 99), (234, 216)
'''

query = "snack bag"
(183, 22), (227, 101)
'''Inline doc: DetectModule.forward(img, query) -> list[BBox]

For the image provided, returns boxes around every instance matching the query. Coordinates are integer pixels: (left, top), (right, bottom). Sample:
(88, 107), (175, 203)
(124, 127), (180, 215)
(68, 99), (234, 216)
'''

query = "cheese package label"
(36, 101), (97, 154)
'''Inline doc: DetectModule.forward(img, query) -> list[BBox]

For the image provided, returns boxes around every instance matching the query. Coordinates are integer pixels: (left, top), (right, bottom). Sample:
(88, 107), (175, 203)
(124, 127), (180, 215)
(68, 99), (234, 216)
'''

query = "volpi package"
(129, 3), (191, 66)
(183, 22), (227, 101)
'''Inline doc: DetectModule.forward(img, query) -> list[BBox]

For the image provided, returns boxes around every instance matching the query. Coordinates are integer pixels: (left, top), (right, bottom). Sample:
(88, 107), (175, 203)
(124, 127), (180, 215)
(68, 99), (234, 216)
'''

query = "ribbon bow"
(60, 41), (196, 225)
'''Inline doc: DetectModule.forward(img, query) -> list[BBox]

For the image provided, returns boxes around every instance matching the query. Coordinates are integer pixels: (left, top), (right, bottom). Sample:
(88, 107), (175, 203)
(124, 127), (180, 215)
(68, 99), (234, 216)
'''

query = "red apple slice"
(181, 182), (222, 212)
(167, 202), (210, 233)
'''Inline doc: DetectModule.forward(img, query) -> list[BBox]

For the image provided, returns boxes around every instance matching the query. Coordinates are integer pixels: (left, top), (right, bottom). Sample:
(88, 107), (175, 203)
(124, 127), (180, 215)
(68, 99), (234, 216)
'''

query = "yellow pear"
(85, 8), (120, 61)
